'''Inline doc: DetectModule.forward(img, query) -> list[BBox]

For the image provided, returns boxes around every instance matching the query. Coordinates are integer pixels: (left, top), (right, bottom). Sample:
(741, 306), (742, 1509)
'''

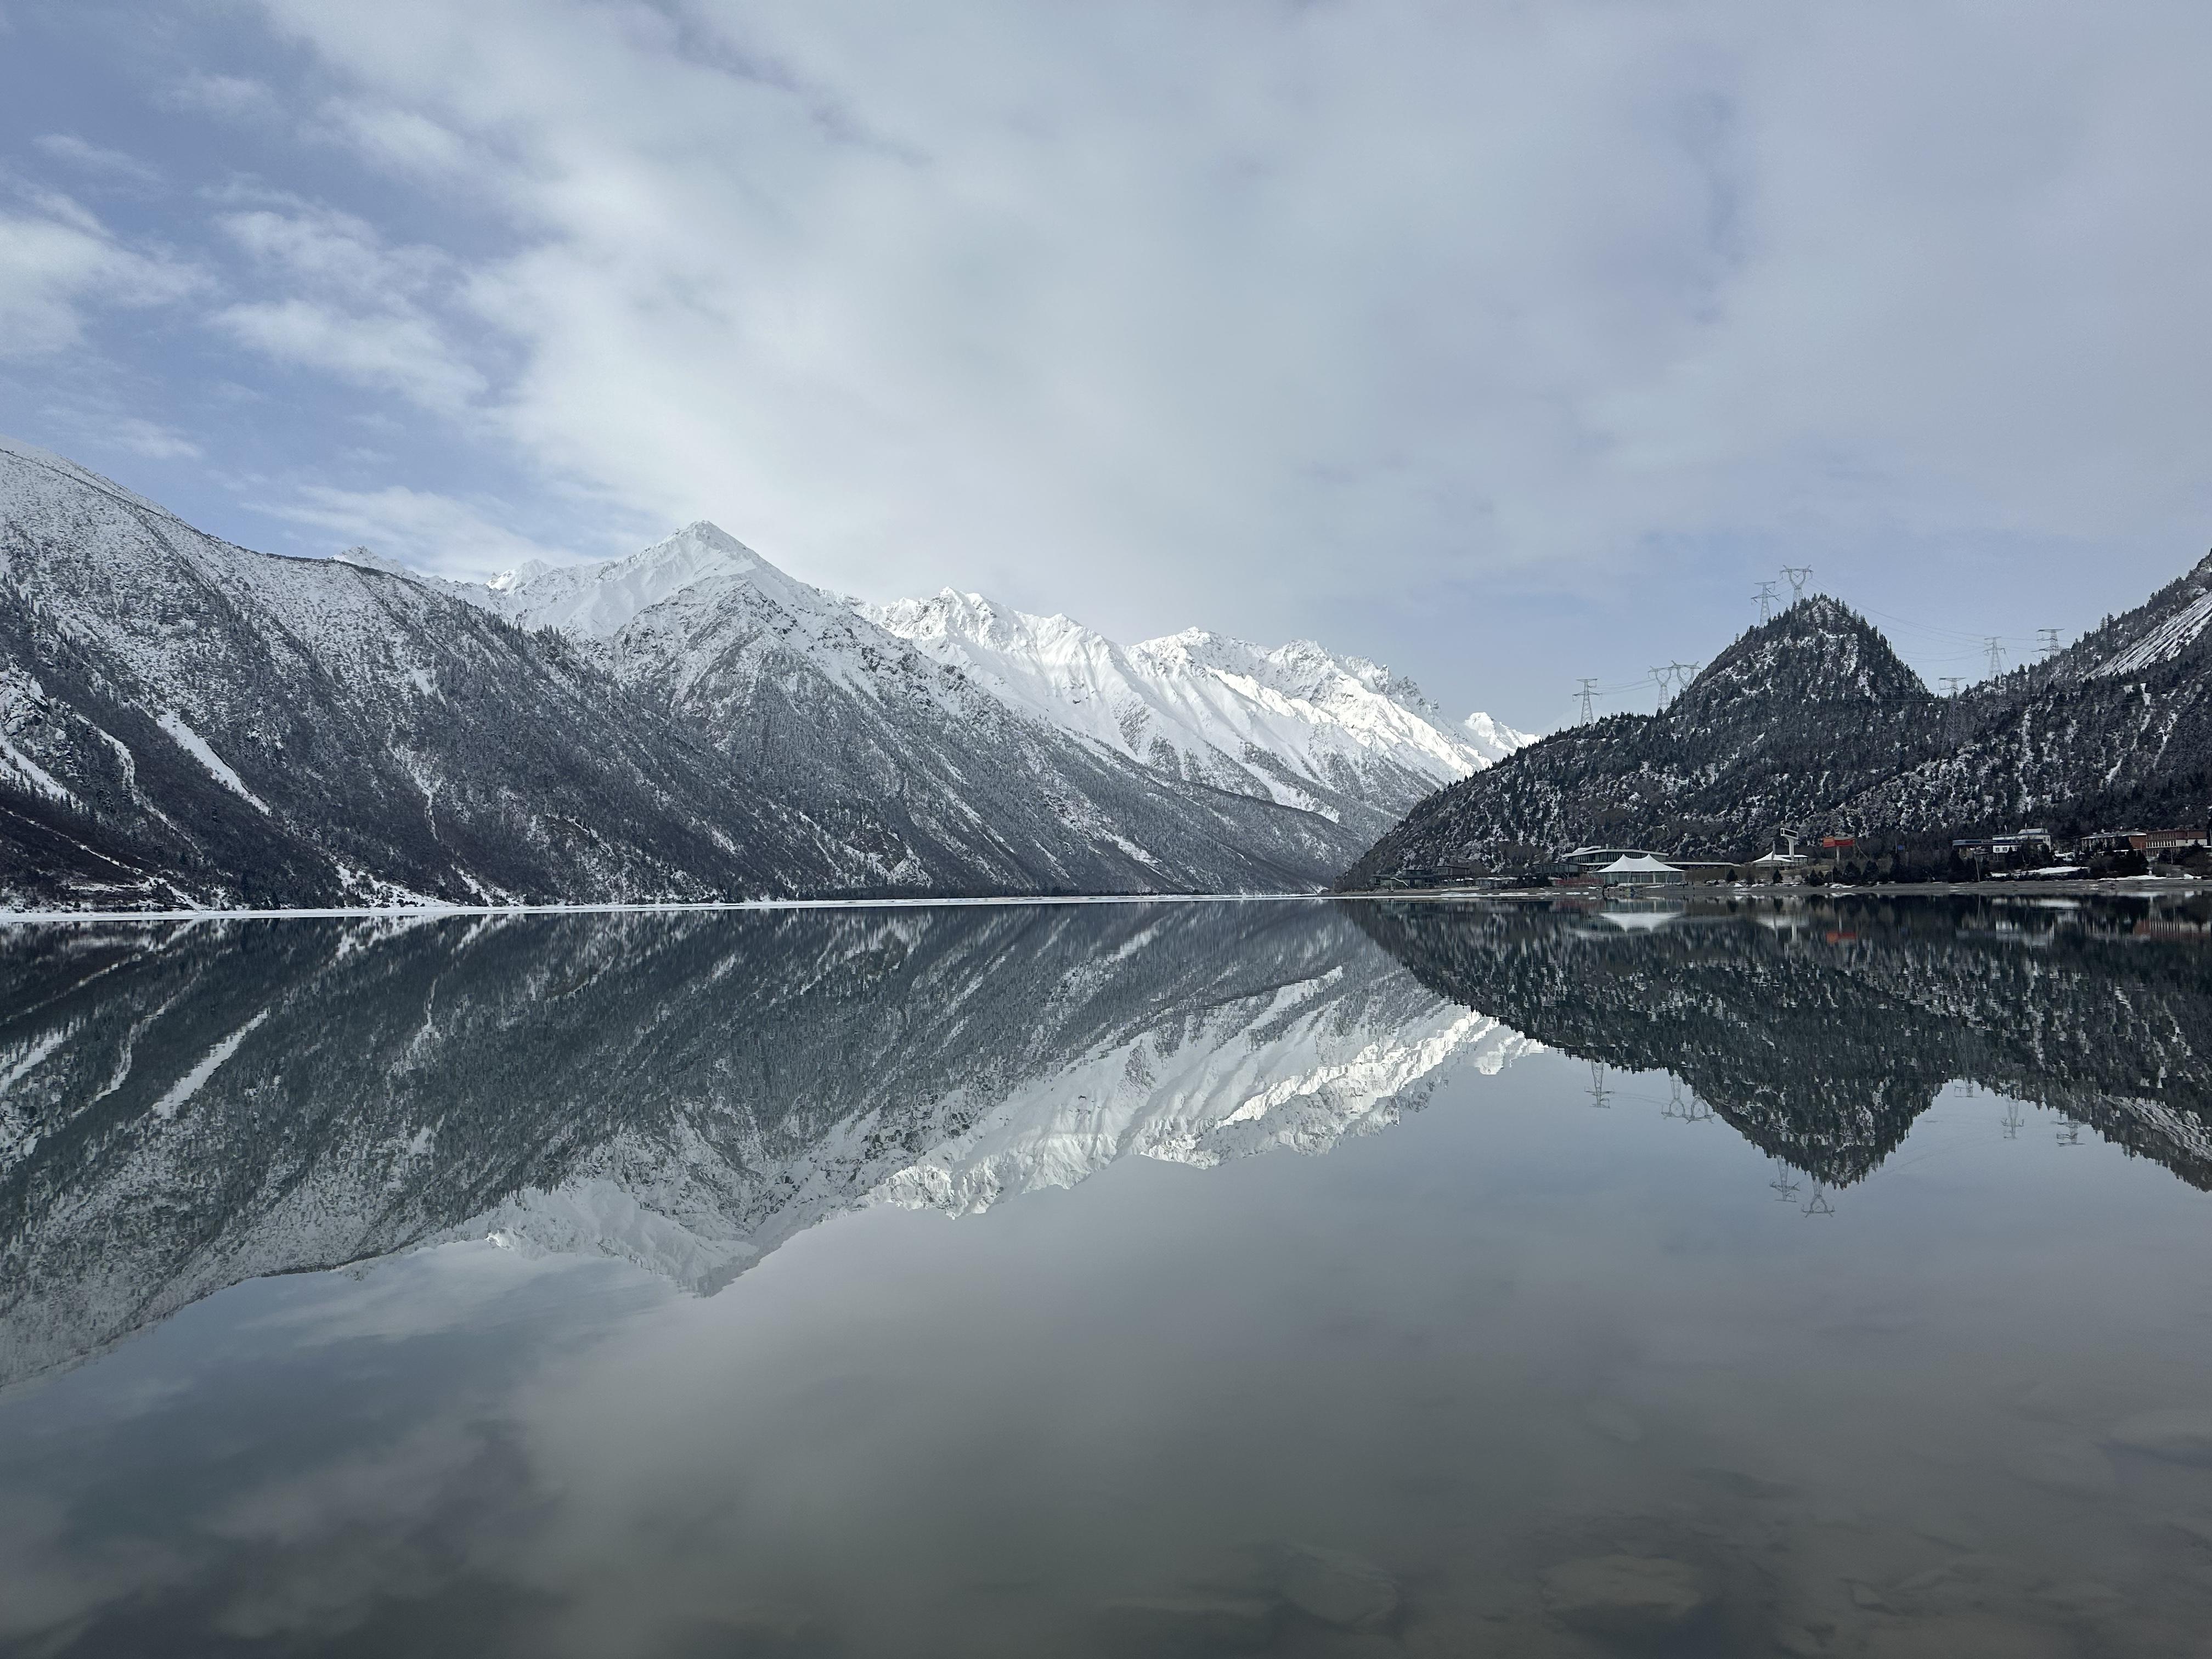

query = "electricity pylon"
(1576, 678), (1598, 724)
(1756, 581), (1778, 623)
(1984, 636), (2006, 677)
(1781, 566), (1813, 603)
(1588, 1060), (1612, 1109)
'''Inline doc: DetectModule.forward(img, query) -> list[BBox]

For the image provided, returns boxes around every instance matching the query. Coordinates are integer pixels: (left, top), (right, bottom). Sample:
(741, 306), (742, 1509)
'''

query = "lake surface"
(4, 894), (2212, 1658)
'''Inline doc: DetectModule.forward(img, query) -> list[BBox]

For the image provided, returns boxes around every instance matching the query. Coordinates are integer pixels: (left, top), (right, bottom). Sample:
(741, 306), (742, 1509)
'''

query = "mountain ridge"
(0, 439), (1398, 907)
(1344, 560), (2212, 887)
(864, 586), (1528, 843)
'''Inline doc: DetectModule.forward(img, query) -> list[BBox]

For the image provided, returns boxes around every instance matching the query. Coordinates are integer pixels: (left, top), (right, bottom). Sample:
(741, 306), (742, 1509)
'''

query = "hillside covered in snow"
(864, 589), (1530, 844)
(0, 437), (1430, 907)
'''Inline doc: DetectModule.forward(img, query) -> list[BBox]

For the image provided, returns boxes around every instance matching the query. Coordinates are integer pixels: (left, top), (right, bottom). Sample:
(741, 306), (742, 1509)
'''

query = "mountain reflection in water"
(1, 895), (2210, 1658)
(1357, 895), (2212, 1190)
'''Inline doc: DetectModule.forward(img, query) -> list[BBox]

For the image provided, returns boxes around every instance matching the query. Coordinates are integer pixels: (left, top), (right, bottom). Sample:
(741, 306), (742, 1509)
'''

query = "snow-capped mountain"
(864, 590), (1531, 843)
(0, 439), (1373, 907)
(463, 523), (1363, 893)
(0, 437), (823, 910)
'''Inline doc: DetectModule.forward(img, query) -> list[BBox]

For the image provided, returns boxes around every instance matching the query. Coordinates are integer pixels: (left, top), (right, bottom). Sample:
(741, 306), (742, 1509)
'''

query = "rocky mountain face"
(1347, 558), (2212, 887)
(0, 900), (1518, 1388)
(0, 438), (820, 910)
(0, 439), (1365, 907)
(468, 526), (1359, 894)
(1356, 896), (2212, 1189)
(865, 590), (1530, 844)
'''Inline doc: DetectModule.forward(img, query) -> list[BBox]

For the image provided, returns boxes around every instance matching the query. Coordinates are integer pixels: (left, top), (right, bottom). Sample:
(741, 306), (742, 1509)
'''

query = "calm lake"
(4, 895), (2212, 1658)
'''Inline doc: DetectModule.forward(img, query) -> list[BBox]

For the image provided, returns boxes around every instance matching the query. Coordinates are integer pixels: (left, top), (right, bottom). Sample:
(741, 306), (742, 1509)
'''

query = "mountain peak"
(1679, 594), (1926, 713)
(484, 522), (806, 639)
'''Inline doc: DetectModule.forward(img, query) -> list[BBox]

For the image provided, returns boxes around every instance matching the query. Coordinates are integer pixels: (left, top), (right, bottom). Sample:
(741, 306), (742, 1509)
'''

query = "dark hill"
(1345, 554), (2212, 889)
(1341, 598), (1942, 884)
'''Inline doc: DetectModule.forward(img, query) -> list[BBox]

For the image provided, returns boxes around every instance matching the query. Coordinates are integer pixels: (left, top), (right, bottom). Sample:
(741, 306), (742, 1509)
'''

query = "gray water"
(3, 895), (2211, 1657)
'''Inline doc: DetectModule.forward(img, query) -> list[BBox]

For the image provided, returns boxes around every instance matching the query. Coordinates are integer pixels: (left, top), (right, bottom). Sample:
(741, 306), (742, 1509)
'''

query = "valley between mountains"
(0, 437), (1525, 911)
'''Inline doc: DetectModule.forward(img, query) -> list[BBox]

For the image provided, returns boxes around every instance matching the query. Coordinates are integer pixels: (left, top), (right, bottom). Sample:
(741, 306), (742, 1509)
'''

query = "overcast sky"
(4, 1), (2210, 731)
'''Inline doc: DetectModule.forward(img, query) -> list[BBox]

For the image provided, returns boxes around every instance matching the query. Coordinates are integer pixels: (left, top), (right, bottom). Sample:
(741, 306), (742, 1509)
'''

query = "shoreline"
(0, 890), (1343, 927)
(3, 877), (2204, 926)
(1336, 876), (2212, 901)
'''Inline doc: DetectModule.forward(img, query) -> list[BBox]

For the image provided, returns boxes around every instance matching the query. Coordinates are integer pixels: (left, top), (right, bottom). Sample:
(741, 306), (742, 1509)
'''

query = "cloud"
(161, 70), (285, 123)
(105, 417), (202, 460)
(217, 202), (452, 303)
(254, 481), (588, 578)
(32, 133), (159, 184)
(213, 300), (486, 412)
(206, 202), (487, 415)
(0, 187), (203, 356)
(241, 9), (2212, 563)
(312, 100), (472, 176)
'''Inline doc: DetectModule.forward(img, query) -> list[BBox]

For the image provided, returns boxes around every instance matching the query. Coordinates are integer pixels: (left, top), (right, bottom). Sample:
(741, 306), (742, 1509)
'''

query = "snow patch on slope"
(154, 712), (268, 812)
(2096, 588), (2212, 678)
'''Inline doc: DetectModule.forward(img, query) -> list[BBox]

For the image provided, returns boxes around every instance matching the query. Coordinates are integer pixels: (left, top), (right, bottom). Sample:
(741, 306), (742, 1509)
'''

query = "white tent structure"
(1595, 853), (1686, 889)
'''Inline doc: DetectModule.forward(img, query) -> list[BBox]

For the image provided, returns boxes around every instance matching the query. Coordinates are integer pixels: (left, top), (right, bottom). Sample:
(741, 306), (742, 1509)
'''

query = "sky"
(4, 1), (2212, 733)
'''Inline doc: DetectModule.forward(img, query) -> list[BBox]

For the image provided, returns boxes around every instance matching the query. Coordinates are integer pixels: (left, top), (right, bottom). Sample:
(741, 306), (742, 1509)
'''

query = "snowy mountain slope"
(0, 902), (1511, 1385)
(864, 590), (1531, 841)
(469, 524), (1365, 893)
(0, 437), (836, 910)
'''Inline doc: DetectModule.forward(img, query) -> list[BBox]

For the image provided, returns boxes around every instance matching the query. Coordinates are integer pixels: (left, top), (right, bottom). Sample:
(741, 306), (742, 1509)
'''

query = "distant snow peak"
(487, 558), (552, 592)
(866, 590), (1519, 836)
(1462, 710), (1537, 765)
(481, 521), (789, 640)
